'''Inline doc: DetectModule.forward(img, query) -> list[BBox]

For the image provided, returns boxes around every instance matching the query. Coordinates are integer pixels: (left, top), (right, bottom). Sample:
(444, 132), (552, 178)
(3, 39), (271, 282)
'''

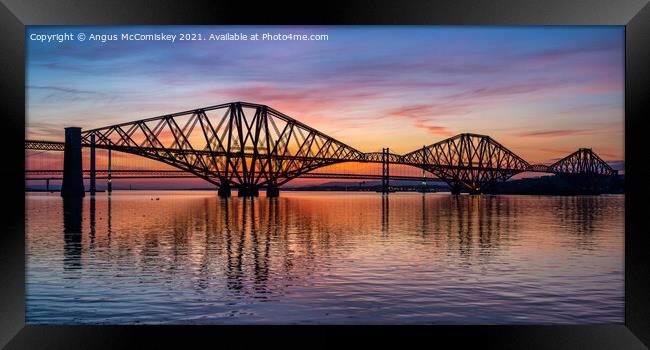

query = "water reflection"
(107, 194), (112, 240)
(382, 195), (389, 236)
(89, 196), (96, 250)
(62, 196), (82, 273)
(26, 192), (624, 324)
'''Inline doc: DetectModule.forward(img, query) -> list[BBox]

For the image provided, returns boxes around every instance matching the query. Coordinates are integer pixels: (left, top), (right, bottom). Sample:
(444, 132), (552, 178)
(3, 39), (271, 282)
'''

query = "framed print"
(1, 0), (649, 348)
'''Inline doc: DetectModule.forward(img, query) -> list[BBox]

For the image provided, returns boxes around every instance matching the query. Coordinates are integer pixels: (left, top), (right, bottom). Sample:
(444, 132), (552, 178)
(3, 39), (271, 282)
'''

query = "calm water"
(26, 191), (624, 324)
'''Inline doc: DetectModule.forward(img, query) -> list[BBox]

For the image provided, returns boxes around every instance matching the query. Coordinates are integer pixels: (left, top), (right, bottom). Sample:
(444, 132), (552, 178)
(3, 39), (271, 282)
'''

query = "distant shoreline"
(26, 174), (624, 195)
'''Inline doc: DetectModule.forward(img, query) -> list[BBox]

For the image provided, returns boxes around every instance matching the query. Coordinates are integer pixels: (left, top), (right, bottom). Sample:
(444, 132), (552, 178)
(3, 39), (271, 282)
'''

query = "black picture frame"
(1, 0), (648, 348)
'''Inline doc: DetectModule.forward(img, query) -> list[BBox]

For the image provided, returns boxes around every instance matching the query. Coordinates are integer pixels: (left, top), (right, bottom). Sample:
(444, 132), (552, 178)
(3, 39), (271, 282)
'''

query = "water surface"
(26, 191), (624, 324)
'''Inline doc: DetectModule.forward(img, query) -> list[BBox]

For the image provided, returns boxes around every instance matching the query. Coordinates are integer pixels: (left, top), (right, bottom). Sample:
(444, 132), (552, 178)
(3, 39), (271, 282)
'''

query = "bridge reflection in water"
(27, 191), (623, 324)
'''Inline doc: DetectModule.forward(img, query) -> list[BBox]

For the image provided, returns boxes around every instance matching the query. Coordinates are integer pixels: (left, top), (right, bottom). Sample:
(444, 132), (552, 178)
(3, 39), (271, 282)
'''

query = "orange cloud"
(517, 130), (582, 137)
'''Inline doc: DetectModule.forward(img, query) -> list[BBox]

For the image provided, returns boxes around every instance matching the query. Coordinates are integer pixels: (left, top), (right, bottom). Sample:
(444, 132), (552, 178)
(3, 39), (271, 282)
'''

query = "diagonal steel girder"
(80, 102), (366, 189)
(402, 133), (530, 192)
(68, 102), (617, 192)
(549, 148), (618, 176)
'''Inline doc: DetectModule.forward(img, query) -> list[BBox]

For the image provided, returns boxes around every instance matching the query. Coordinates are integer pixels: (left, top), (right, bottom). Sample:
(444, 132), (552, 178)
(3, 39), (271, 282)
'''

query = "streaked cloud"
(517, 130), (584, 138)
(26, 25), (624, 165)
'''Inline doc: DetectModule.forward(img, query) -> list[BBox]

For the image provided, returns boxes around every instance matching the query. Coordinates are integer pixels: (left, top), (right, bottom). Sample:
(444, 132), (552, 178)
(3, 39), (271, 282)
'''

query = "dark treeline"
(491, 175), (624, 195)
(287, 175), (625, 195)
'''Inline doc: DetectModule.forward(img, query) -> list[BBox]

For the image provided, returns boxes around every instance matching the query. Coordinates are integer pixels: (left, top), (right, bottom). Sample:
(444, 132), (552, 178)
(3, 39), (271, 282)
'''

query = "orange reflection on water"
(26, 191), (624, 324)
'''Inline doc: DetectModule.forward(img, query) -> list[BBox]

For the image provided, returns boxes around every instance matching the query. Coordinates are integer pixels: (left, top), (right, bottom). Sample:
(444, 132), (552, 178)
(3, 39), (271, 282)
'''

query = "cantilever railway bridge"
(25, 102), (617, 196)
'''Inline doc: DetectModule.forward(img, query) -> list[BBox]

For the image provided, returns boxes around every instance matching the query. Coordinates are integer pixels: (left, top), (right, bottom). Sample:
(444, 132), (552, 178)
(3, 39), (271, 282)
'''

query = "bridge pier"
(89, 133), (96, 195)
(107, 147), (112, 194)
(61, 127), (85, 198)
(218, 186), (231, 197)
(238, 186), (259, 197)
(450, 183), (462, 195)
(381, 147), (390, 193)
(266, 187), (280, 197)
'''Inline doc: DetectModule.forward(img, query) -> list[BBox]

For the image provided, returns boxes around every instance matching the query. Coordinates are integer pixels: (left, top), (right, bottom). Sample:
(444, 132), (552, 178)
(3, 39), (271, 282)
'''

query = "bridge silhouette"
(25, 101), (617, 197)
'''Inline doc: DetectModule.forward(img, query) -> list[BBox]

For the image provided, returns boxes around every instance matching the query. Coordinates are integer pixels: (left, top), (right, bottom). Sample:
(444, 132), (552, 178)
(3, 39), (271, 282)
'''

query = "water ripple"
(26, 191), (624, 324)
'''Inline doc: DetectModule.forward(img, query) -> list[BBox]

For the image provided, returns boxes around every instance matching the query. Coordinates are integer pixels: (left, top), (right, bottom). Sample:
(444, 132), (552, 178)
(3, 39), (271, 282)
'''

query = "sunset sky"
(27, 26), (624, 169)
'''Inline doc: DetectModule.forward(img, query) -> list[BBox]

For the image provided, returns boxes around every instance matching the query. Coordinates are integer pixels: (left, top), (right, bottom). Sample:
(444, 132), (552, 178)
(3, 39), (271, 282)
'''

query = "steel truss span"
(402, 133), (530, 194)
(25, 101), (618, 194)
(25, 140), (65, 151)
(80, 102), (365, 194)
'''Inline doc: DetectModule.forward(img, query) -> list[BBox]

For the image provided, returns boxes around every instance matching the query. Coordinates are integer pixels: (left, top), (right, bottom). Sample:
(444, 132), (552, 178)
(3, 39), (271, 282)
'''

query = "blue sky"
(26, 26), (624, 163)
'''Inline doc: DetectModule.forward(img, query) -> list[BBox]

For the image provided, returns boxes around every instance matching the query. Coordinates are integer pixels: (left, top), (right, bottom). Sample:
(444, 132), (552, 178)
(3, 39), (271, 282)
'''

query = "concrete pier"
(218, 186), (231, 197)
(238, 186), (259, 197)
(60, 127), (85, 198)
(89, 133), (96, 195)
(266, 187), (280, 197)
(107, 147), (112, 194)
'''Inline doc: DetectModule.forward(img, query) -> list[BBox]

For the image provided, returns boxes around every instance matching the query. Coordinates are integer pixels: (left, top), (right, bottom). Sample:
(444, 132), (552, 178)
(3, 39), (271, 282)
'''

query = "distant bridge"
(25, 101), (617, 196)
(25, 169), (429, 182)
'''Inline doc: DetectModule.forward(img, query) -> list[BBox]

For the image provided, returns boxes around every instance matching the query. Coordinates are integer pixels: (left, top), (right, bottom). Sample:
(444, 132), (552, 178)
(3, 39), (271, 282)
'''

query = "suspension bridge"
(25, 101), (618, 197)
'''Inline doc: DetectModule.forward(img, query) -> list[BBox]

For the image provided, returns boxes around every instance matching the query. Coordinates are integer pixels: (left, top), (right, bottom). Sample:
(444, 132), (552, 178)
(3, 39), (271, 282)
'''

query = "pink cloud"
(444, 81), (549, 101)
(517, 130), (583, 137)
(575, 81), (621, 94)
(413, 124), (454, 136)
(387, 104), (468, 136)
